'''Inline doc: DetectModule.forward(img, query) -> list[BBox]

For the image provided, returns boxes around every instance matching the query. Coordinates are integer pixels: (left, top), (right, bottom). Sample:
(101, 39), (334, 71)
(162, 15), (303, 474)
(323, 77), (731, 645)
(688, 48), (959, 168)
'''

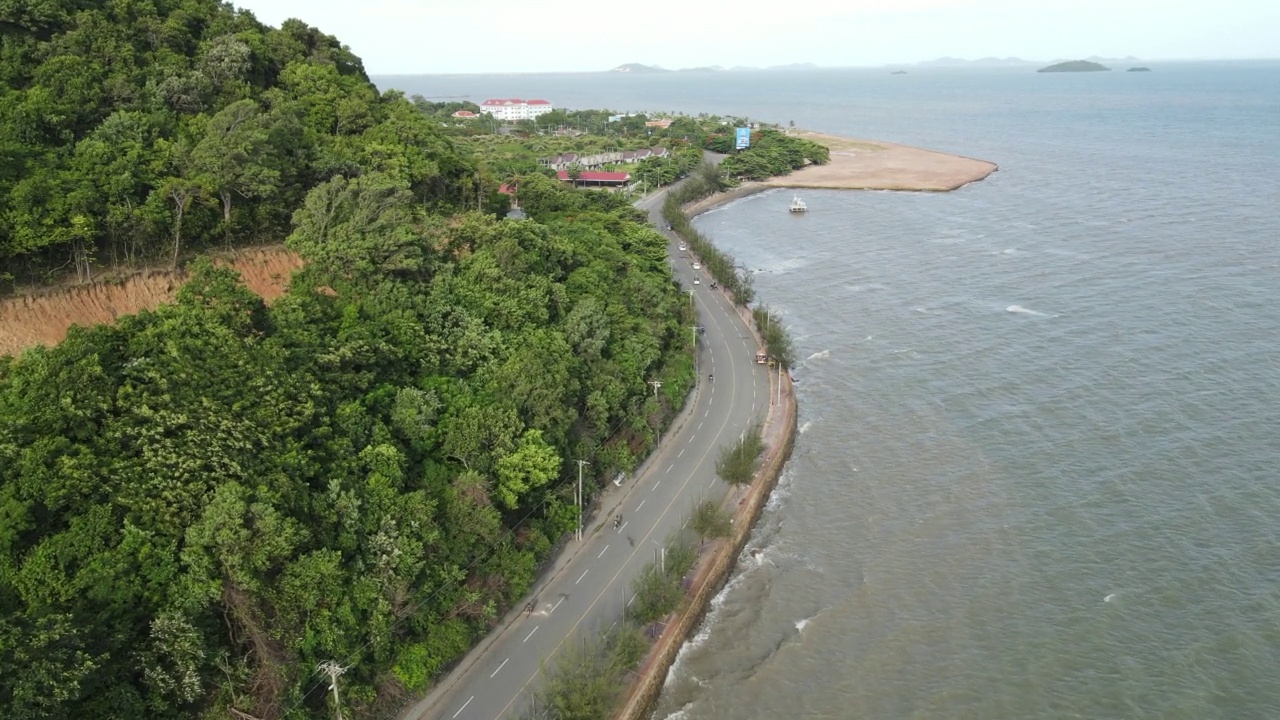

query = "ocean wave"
(806, 349), (830, 362)
(799, 420), (814, 434)
(1006, 304), (1048, 316)
(765, 466), (796, 512)
(659, 704), (692, 720)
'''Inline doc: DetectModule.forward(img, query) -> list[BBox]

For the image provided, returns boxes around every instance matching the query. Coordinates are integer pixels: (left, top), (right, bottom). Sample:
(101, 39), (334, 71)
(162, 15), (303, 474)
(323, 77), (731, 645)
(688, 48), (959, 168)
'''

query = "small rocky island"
(1127, 66), (1152, 72)
(1038, 60), (1110, 73)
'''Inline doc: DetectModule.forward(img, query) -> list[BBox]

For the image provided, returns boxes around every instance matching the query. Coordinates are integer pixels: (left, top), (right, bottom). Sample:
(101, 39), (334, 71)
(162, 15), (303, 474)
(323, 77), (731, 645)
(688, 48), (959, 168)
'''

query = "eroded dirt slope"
(0, 247), (302, 357)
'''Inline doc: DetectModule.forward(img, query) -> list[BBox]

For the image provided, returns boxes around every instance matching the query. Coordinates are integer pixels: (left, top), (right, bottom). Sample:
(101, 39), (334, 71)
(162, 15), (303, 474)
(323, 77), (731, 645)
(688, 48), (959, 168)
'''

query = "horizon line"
(371, 57), (1280, 77)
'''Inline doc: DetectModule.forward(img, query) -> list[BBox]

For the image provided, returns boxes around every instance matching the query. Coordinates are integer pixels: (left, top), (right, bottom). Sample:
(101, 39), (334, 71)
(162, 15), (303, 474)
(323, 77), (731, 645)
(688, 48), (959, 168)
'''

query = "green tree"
(691, 499), (731, 543)
(494, 429), (561, 510)
(193, 99), (279, 245)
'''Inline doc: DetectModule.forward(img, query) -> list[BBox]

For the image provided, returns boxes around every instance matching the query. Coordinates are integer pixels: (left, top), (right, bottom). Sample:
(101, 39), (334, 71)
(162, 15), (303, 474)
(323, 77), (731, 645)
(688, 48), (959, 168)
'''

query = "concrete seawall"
(614, 367), (798, 720)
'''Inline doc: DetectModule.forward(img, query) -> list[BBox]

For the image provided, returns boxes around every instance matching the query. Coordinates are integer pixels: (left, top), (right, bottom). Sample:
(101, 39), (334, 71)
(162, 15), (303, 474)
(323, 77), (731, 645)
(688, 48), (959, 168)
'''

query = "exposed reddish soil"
(0, 246), (302, 357)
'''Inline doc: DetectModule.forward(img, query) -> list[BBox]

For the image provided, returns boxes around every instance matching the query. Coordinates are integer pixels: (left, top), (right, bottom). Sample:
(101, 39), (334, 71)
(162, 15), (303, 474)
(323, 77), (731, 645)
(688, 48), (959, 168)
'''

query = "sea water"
(379, 62), (1280, 719)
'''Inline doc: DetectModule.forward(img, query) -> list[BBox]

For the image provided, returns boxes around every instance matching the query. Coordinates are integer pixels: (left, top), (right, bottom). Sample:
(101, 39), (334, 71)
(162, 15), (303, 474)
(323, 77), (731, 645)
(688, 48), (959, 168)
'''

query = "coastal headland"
(685, 130), (998, 216)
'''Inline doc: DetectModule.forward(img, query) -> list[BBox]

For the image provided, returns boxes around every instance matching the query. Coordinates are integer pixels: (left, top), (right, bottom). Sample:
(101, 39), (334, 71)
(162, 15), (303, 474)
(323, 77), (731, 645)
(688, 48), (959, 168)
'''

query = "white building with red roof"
(479, 98), (554, 121)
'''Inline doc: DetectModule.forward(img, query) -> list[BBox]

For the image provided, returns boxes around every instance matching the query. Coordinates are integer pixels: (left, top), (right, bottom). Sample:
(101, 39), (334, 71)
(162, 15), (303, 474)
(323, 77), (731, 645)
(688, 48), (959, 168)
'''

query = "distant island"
(611, 63), (665, 73)
(891, 70), (908, 75)
(1038, 60), (1110, 73)
(1128, 66), (1152, 72)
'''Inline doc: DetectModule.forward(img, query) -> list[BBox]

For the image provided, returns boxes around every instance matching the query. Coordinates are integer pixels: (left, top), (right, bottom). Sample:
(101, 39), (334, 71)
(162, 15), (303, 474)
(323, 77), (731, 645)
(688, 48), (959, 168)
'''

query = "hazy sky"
(235, 0), (1279, 75)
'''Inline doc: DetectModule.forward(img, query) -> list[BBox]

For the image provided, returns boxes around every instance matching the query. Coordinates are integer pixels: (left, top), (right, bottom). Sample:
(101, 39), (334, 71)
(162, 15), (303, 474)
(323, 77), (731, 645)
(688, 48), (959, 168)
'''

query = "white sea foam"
(799, 421), (813, 434)
(806, 349), (830, 361)
(1006, 304), (1048, 316)
(660, 705), (691, 720)
(795, 617), (811, 632)
(765, 467), (796, 511)
(1104, 593), (1116, 603)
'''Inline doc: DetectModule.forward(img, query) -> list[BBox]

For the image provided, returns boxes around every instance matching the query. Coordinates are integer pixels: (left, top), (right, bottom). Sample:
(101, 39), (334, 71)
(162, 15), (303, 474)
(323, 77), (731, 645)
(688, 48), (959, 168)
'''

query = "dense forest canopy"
(0, 0), (492, 288)
(0, 2), (698, 718)
(0, 171), (696, 720)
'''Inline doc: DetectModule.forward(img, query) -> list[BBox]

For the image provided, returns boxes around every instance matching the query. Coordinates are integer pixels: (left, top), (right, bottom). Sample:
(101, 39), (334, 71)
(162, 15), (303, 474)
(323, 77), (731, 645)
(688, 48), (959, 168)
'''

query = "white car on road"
(692, 262), (701, 270)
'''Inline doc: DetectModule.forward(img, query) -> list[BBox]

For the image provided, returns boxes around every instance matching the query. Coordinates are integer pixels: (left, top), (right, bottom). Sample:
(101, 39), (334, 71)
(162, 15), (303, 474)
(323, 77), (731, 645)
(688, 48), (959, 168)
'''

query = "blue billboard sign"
(735, 127), (751, 149)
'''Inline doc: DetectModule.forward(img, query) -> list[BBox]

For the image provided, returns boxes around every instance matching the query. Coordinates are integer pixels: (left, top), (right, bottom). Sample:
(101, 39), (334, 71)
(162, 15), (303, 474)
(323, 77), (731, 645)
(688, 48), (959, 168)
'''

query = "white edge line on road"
(708, 479), (716, 489)
(636, 499), (646, 512)
(576, 569), (589, 584)
(452, 695), (474, 718)
(490, 658), (509, 678)
(597, 545), (609, 559)
(523, 626), (538, 643)
(627, 594), (635, 606)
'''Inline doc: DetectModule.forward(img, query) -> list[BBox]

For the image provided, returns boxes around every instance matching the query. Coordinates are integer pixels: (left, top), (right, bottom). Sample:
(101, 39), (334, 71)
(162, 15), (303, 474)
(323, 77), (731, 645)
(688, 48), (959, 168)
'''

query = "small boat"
(789, 195), (807, 213)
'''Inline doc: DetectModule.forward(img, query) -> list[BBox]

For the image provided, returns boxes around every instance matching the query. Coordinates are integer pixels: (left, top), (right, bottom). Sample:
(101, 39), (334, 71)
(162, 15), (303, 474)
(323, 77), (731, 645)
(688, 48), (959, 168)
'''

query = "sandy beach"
(685, 130), (997, 216)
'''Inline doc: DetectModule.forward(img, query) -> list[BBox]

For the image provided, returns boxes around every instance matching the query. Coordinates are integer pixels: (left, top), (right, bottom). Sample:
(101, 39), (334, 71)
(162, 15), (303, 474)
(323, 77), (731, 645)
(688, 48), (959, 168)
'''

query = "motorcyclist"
(614, 513), (623, 528)
(708, 373), (714, 382)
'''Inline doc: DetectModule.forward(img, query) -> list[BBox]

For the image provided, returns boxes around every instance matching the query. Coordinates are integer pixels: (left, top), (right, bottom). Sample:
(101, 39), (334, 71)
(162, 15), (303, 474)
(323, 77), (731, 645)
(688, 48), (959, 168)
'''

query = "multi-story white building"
(479, 98), (554, 121)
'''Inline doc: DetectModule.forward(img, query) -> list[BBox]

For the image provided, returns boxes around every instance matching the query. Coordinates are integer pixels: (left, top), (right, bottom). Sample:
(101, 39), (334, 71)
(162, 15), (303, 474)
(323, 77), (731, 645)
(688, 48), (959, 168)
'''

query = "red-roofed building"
(556, 170), (631, 188)
(451, 110), (478, 119)
(480, 98), (555, 121)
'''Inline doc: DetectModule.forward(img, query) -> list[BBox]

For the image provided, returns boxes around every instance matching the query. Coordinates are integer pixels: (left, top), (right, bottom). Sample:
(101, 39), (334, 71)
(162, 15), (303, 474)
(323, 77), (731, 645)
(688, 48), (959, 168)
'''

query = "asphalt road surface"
(409, 181), (770, 720)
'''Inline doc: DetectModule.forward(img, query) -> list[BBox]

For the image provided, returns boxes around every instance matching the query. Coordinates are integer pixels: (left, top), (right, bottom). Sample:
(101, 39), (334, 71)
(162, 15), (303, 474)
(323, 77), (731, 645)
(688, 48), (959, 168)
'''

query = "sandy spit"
(684, 129), (997, 217)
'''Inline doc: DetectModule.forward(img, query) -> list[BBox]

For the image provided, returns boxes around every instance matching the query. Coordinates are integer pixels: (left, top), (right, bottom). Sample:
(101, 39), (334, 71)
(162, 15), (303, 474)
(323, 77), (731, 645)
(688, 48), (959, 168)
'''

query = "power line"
(316, 661), (347, 720)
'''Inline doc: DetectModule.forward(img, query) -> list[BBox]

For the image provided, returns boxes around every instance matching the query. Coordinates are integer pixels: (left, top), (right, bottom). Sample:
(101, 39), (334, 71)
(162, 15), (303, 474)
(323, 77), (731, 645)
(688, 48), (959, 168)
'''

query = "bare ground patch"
(0, 246), (302, 357)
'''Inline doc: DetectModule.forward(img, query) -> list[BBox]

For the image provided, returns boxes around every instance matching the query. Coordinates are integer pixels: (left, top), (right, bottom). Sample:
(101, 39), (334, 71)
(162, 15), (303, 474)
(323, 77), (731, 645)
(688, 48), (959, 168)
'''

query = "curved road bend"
(410, 182), (769, 720)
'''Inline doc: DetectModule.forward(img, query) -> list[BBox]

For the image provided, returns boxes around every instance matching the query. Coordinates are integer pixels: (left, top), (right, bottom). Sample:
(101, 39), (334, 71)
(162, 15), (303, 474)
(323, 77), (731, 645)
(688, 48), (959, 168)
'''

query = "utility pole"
(317, 661), (346, 720)
(648, 379), (663, 398)
(574, 459), (589, 541)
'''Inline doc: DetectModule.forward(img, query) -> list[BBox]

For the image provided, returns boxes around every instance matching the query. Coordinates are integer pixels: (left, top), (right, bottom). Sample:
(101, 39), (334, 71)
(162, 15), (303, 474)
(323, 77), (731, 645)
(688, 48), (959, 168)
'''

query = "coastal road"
(406, 183), (770, 720)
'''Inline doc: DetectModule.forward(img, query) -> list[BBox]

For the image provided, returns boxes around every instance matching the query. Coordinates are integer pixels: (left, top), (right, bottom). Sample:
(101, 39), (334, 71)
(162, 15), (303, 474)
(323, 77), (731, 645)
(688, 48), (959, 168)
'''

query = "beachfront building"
(645, 119), (674, 129)
(539, 147), (669, 171)
(556, 170), (631, 188)
(451, 110), (479, 119)
(479, 98), (554, 121)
